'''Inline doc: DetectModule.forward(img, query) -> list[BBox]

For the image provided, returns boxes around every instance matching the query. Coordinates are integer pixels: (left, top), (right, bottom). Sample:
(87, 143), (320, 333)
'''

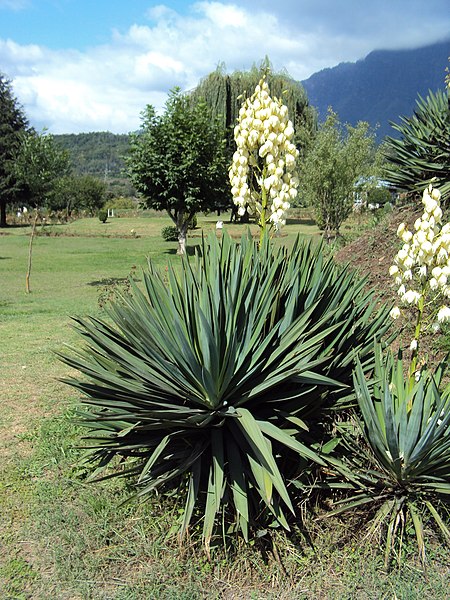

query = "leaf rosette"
(60, 232), (390, 549)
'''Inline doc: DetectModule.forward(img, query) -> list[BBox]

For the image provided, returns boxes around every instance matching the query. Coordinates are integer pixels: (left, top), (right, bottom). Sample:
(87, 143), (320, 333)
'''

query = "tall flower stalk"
(389, 184), (450, 384)
(229, 77), (299, 244)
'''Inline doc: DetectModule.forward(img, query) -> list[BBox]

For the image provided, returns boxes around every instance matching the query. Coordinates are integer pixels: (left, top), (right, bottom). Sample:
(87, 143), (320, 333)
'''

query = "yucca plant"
(384, 89), (450, 200)
(60, 232), (390, 550)
(325, 346), (450, 567)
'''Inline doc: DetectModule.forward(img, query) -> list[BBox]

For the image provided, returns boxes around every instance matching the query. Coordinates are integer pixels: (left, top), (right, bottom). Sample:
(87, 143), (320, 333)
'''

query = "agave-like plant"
(384, 89), (450, 200)
(60, 232), (390, 550)
(325, 346), (450, 566)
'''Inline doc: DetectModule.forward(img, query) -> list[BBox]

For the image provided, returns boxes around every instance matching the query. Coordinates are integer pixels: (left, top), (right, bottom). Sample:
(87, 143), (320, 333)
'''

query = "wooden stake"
(26, 210), (38, 294)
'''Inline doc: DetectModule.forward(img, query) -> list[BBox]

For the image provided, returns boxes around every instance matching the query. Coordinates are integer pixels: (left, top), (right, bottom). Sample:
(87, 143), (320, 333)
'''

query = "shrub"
(97, 209), (107, 223)
(161, 225), (178, 241)
(105, 196), (136, 210)
(60, 232), (391, 551)
(367, 186), (392, 207)
(323, 184), (450, 568)
(325, 347), (450, 567)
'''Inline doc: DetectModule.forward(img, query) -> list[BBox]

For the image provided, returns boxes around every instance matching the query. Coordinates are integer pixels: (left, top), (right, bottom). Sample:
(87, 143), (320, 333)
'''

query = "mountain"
(54, 131), (134, 196)
(301, 39), (450, 139)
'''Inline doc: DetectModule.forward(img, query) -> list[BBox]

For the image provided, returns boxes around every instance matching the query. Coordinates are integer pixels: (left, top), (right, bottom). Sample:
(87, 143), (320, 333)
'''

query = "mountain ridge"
(301, 39), (450, 138)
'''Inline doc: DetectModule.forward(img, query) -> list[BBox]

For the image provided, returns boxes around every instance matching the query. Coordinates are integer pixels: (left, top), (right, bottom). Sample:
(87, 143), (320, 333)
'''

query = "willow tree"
(191, 60), (317, 161)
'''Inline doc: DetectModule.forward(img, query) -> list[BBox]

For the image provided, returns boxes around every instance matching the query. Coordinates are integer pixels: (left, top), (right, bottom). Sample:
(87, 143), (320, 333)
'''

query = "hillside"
(302, 39), (450, 139)
(54, 131), (134, 196)
(52, 41), (450, 179)
(335, 207), (444, 366)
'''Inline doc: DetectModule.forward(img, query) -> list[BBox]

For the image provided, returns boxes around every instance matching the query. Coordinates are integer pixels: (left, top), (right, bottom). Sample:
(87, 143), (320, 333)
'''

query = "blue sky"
(1, 0), (449, 133)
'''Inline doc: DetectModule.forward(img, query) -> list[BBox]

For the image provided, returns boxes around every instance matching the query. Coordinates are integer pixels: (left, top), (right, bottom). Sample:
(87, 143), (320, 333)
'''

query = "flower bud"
(431, 187), (441, 201)
(401, 230), (413, 243)
(390, 306), (401, 319)
(437, 306), (450, 322)
(429, 277), (439, 290)
(409, 339), (418, 351)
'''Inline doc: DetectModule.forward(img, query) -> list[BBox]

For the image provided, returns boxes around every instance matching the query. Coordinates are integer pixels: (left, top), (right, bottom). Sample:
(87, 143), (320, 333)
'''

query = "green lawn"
(0, 214), (448, 599)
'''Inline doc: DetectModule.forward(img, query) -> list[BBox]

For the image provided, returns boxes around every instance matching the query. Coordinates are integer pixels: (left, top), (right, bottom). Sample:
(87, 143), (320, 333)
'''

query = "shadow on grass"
(2, 223), (30, 229)
(286, 218), (316, 226)
(87, 277), (141, 287)
(164, 246), (200, 257)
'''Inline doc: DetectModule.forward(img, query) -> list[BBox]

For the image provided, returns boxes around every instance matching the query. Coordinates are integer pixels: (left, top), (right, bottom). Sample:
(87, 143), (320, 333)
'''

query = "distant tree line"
(0, 73), (113, 225)
(2, 55), (447, 233)
(54, 132), (135, 197)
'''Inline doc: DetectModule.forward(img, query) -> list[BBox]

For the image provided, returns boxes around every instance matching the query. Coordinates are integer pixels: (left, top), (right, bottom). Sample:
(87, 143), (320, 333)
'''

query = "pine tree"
(0, 73), (29, 227)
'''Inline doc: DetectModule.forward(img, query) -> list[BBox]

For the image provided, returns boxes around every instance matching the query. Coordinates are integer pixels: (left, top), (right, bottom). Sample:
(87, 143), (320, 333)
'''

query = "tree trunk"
(177, 221), (189, 255)
(0, 200), (7, 228)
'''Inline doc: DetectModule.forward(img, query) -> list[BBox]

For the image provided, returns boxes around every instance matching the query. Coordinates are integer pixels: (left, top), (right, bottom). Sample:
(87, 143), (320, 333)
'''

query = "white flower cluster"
(229, 78), (299, 229)
(389, 185), (450, 323)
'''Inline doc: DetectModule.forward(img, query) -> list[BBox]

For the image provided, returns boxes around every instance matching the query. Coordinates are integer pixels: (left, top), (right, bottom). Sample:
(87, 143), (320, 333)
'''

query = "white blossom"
(390, 184), (450, 324)
(403, 290), (421, 305)
(409, 339), (418, 351)
(229, 77), (299, 229)
(437, 306), (450, 322)
(390, 306), (401, 319)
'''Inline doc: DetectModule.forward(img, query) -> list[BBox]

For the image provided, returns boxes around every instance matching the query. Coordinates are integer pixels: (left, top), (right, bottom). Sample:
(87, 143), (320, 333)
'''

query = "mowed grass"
(1, 213), (449, 599)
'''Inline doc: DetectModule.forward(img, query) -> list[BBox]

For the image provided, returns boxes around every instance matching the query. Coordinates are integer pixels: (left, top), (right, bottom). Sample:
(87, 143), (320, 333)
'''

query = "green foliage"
(59, 232), (391, 550)
(161, 225), (178, 241)
(384, 89), (450, 200)
(192, 59), (317, 159)
(50, 174), (107, 215)
(104, 196), (135, 210)
(326, 347), (450, 567)
(0, 73), (30, 227)
(126, 88), (229, 254)
(13, 129), (71, 207)
(54, 131), (134, 197)
(189, 214), (198, 229)
(97, 209), (107, 223)
(300, 109), (381, 240)
(367, 186), (392, 206)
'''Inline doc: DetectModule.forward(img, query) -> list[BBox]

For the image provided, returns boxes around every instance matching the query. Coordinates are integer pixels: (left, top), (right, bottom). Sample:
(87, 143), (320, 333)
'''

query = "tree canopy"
(126, 88), (229, 254)
(50, 174), (107, 216)
(0, 73), (30, 226)
(192, 61), (317, 160)
(299, 109), (381, 240)
(14, 130), (71, 207)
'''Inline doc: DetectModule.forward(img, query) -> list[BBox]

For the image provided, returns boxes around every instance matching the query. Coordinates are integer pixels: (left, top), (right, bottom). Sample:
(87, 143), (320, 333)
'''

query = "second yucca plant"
(326, 347), (450, 566)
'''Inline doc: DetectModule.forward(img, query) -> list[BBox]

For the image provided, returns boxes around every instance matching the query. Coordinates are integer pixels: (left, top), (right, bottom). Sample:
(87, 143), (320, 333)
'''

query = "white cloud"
(0, 1), (448, 133)
(0, 0), (29, 10)
(195, 2), (248, 28)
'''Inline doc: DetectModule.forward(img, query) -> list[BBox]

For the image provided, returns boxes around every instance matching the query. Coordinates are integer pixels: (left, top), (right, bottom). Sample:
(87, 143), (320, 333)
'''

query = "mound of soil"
(335, 207), (416, 299)
(335, 207), (445, 368)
